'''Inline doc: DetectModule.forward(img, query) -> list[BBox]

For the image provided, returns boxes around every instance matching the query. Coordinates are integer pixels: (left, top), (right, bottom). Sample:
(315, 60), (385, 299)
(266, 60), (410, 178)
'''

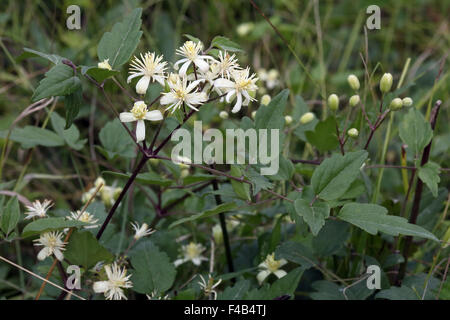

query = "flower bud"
(402, 97), (413, 107)
(180, 169), (189, 179)
(347, 128), (359, 138)
(285, 115), (293, 125)
(94, 177), (106, 190)
(149, 158), (160, 166)
(328, 94), (339, 111)
(251, 111), (256, 119)
(212, 224), (223, 245)
(300, 112), (315, 124)
(236, 22), (254, 37)
(349, 95), (360, 107)
(98, 59), (112, 70)
(389, 98), (403, 111)
(261, 94), (271, 106)
(380, 73), (393, 93)
(347, 74), (360, 91)
(219, 111), (229, 119)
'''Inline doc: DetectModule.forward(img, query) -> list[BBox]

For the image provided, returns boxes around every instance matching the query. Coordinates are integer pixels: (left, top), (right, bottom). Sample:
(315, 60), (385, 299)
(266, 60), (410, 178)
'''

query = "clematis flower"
(214, 67), (258, 113)
(119, 101), (163, 142)
(93, 262), (133, 300)
(174, 242), (208, 267)
(25, 199), (53, 220)
(198, 274), (222, 300)
(174, 41), (215, 76)
(68, 210), (99, 229)
(127, 52), (167, 94)
(130, 221), (155, 240)
(160, 77), (207, 113)
(33, 231), (66, 261)
(257, 253), (288, 284)
(215, 51), (241, 79)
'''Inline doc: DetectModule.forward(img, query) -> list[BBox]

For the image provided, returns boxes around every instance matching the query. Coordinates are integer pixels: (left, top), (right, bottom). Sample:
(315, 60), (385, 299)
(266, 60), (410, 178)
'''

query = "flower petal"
(214, 78), (235, 89)
(231, 92), (243, 113)
(160, 93), (177, 106)
(93, 281), (110, 293)
(179, 60), (191, 76)
(136, 120), (146, 142)
(136, 76), (150, 95)
(257, 270), (270, 284)
(127, 72), (144, 84)
(119, 112), (136, 123)
(274, 269), (287, 279)
(145, 110), (163, 121)
(194, 58), (209, 73)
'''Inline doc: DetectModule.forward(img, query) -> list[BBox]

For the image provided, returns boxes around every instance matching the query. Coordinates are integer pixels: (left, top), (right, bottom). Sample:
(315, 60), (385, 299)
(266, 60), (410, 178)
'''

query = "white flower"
(127, 52), (167, 94)
(174, 41), (215, 76)
(198, 274), (222, 300)
(93, 262), (133, 300)
(265, 69), (280, 89)
(214, 67), (258, 113)
(146, 291), (170, 300)
(130, 221), (155, 240)
(174, 242), (208, 267)
(98, 59), (112, 70)
(25, 199), (53, 219)
(215, 51), (241, 79)
(256, 253), (288, 284)
(119, 101), (163, 142)
(68, 210), (99, 229)
(160, 77), (207, 113)
(33, 231), (66, 261)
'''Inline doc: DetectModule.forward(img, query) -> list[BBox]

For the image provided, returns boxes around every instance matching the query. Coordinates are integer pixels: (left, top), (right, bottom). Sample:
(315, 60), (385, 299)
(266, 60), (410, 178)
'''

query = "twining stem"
(210, 169), (235, 274)
(96, 155), (149, 239)
(396, 100), (442, 284)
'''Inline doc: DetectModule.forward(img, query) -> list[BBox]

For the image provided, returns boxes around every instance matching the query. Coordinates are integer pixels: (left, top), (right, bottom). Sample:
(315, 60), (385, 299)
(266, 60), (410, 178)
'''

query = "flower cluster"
(119, 39), (259, 143)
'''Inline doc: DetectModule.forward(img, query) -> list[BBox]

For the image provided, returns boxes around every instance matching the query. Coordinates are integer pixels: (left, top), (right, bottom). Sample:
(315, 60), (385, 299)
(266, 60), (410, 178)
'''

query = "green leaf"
(311, 150), (368, 201)
(305, 117), (339, 152)
(169, 202), (236, 229)
(399, 108), (433, 157)
(32, 64), (81, 102)
(218, 280), (250, 300)
(418, 162), (440, 197)
(22, 217), (89, 238)
(230, 166), (250, 201)
(64, 231), (113, 269)
(18, 48), (64, 65)
(130, 241), (176, 294)
(376, 286), (418, 300)
(64, 86), (82, 129)
(268, 156), (294, 181)
(255, 89), (289, 130)
(103, 171), (173, 187)
(0, 126), (65, 149)
(245, 167), (273, 195)
(294, 199), (330, 235)
(312, 220), (350, 256)
(98, 119), (135, 159)
(338, 203), (438, 241)
(50, 112), (86, 150)
(211, 36), (243, 52)
(97, 8), (143, 69)
(80, 66), (120, 83)
(0, 197), (20, 236)
(270, 267), (305, 299)
(275, 241), (317, 268)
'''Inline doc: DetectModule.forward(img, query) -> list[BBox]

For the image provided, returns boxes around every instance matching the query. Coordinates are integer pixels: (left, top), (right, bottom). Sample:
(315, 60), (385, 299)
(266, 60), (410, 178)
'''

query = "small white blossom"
(265, 69), (280, 89)
(130, 221), (155, 240)
(174, 242), (208, 267)
(214, 67), (258, 113)
(33, 231), (66, 261)
(68, 210), (99, 229)
(25, 199), (53, 220)
(127, 52), (167, 94)
(257, 253), (287, 284)
(215, 51), (241, 79)
(174, 41), (215, 76)
(93, 262), (133, 300)
(160, 77), (207, 113)
(146, 291), (170, 300)
(198, 274), (222, 300)
(119, 101), (163, 142)
(98, 59), (112, 70)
